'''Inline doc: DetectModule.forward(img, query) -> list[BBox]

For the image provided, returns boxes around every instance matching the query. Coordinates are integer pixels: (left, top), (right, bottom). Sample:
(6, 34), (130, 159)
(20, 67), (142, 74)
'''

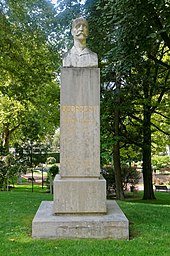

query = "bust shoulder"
(63, 46), (98, 67)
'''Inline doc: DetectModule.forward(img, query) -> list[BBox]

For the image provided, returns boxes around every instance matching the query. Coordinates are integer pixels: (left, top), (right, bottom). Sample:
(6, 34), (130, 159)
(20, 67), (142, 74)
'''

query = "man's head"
(71, 17), (89, 41)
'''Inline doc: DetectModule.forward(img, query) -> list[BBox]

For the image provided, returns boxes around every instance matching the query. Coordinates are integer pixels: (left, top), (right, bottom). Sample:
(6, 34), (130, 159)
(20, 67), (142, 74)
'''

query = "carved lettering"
(61, 105), (98, 113)
(62, 118), (96, 124)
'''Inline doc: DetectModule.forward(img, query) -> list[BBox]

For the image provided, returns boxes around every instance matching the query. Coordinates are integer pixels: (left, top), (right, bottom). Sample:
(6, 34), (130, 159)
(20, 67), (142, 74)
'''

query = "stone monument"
(32, 17), (129, 239)
(53, 17), (106, 215)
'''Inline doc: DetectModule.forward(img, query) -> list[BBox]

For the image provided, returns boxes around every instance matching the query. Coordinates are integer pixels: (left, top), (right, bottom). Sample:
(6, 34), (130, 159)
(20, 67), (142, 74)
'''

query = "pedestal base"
(53, 174), (106, 214)
(32, 200), (129, 240)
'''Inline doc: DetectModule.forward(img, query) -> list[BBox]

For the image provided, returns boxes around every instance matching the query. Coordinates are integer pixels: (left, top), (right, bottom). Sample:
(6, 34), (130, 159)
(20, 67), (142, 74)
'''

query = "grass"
(0, 186), (170, 256)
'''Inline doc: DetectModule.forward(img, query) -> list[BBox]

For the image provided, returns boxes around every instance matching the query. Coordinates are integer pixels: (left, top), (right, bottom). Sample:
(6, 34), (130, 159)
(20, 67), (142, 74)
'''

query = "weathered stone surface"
(60, 68), (100, 178)
(62, 17), (98, 68)
(32, 200), (129, 240)
(53, 67), (106, 215)
(63, 46), (98, 67)
(53, 174), (106, 214)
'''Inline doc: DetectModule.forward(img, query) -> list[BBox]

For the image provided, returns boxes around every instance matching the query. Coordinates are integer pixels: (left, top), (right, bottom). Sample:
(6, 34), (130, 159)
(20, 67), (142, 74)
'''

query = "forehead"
(72, 19), (88, 28)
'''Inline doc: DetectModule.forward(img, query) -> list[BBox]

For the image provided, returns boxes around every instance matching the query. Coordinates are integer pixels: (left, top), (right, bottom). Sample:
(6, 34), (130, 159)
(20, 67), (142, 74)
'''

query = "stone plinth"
(32, 200), (129, 240)
(32, 66), (129, 240)
(53, 68), (106, 215)
(60, 68), (100, 178)
(53, 175), (106, 214)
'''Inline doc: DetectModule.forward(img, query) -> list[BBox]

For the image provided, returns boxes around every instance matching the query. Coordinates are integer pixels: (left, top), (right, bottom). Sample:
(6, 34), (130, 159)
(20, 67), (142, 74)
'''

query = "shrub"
(101, 164), (140, 192)
(46, 156), (56, 165)
(46, 165), (59, 194)
(48, 165), (59, 179)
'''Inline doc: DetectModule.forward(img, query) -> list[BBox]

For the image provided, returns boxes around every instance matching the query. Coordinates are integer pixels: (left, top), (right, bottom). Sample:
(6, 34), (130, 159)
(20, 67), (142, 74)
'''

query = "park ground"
(0, 185), (170, 256)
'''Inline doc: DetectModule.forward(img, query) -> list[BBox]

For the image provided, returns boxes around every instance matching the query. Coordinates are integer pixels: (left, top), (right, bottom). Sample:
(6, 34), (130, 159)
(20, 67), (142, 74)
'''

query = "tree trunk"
(2, 123), (20, 154)
(142, 107), (156, 200)
(113, 141), (124, 200)
(2, 125), (10, 154)
(113, 82), (124, 200)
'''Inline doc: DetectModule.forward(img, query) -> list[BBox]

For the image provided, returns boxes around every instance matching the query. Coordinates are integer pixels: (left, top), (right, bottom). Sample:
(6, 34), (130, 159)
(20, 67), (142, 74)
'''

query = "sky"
(51, 0), (57, 5)
(51, 0), (85, 5)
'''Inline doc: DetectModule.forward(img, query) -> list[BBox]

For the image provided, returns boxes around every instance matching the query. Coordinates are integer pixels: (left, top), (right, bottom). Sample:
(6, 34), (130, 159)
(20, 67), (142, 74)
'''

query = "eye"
(75, 24), (81, 29)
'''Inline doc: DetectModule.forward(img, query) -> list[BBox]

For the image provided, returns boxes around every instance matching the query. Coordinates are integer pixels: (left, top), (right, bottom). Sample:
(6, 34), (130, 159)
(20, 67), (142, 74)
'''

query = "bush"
(101, 164), (140, 192)
(46, 165), (59, 194)
(46, 157), (56, 165)
(0, 154), (21, 190)
(101, 166), (115, 192)
(121, 165), (140, 190)
(48, 165), (59, 178)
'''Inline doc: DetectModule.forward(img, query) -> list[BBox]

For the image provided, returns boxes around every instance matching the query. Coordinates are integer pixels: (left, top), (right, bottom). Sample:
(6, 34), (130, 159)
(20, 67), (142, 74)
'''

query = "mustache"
(76, 31), (87, 36)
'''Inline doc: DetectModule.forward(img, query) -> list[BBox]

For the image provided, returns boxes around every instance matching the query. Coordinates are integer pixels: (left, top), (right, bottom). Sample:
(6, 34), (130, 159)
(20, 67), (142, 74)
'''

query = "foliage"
(46, 164), (59, 194)
(152, 155), (170, 170)
(102, 164), (140, 192)
(51, 128), (60, 152)
(44, 128), (60, 152)
(121, 165), (140, 189)
(48, 164), (59, 178)
(15, 142), (60, 165)
(0, 0), (60, 151)
(0, 154), (27, 190)
(55, 0), (84, 51)
(46, 152), (60, 163)
(16, 142), (49, 167)
(46, 156), (57, 165)
(85, 0), (170, 199)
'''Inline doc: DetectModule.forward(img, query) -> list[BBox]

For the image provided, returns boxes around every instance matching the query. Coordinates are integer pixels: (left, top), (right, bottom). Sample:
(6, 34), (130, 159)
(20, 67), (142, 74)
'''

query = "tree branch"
(148, 54), (170, 69)
(151, 88), (167, 113)
(128, 114), (143, 124)
(151, 122), (170, 136)
(150, 8), (170, 50)
(154, 111), (170, 121)
(119, 121), (143, 148)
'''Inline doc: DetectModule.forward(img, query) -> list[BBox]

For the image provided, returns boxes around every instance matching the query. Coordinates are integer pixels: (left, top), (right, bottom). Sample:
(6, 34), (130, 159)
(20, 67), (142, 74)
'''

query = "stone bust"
(63, 17), (98, 67)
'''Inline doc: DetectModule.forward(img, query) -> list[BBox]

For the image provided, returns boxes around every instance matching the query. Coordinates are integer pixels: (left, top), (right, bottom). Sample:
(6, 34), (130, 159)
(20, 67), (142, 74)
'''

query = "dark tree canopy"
(84, 0), (170, 199)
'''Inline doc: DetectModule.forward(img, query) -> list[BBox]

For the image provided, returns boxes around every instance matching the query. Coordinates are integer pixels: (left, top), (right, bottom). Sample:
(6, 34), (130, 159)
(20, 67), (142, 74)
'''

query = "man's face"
(72, 20), (89, 40)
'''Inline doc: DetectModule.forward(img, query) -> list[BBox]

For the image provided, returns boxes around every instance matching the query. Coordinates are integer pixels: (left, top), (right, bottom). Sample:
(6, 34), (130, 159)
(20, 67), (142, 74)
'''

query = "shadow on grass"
(123, 191), (170, 206)
(6, 184), (50, 194)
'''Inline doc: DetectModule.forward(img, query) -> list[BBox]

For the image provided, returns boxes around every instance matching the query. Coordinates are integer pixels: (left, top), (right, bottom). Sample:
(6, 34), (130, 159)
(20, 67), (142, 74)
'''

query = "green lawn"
(0, 186), (170, 256)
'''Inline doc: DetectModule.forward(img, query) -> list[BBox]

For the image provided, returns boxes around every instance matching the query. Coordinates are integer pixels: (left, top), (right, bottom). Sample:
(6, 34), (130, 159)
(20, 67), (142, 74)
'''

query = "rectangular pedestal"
(53, 174), (106, 214)
(32, 200), (129, 240)
(60, 68), (100, 178)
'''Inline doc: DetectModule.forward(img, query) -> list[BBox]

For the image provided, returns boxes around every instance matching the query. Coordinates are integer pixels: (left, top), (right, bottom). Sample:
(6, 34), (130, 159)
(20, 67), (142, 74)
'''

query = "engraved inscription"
(62, 105), (98, 113)
(61, 105), (99, 125)
(62, 118), (96, 124)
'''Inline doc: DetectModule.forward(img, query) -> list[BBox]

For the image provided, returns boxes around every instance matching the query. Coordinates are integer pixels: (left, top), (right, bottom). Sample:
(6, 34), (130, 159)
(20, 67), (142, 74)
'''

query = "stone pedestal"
(53, 68), (106, 214)
(32, 201), (129, 240)
(32, 67), (129, 240)
(60, 68), (100, 178)
(53, 175), (106, 214)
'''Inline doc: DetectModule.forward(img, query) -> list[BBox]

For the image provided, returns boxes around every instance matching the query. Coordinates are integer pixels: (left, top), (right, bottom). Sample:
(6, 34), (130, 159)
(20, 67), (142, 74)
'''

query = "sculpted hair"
(72, 17), (88, 29)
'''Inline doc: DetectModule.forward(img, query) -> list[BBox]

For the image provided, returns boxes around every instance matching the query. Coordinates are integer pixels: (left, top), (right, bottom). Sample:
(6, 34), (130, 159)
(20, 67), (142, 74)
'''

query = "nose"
(79, 24), (83, 30)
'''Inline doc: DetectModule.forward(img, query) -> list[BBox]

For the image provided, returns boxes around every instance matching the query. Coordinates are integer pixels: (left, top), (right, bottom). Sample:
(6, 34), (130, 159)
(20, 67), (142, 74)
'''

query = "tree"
(0, 153), (22, 190)
(112, 81), (124, 199)
(85, 0), (170, 199)
(55, 0), (83, 52)
(0, 0), (60, 152)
